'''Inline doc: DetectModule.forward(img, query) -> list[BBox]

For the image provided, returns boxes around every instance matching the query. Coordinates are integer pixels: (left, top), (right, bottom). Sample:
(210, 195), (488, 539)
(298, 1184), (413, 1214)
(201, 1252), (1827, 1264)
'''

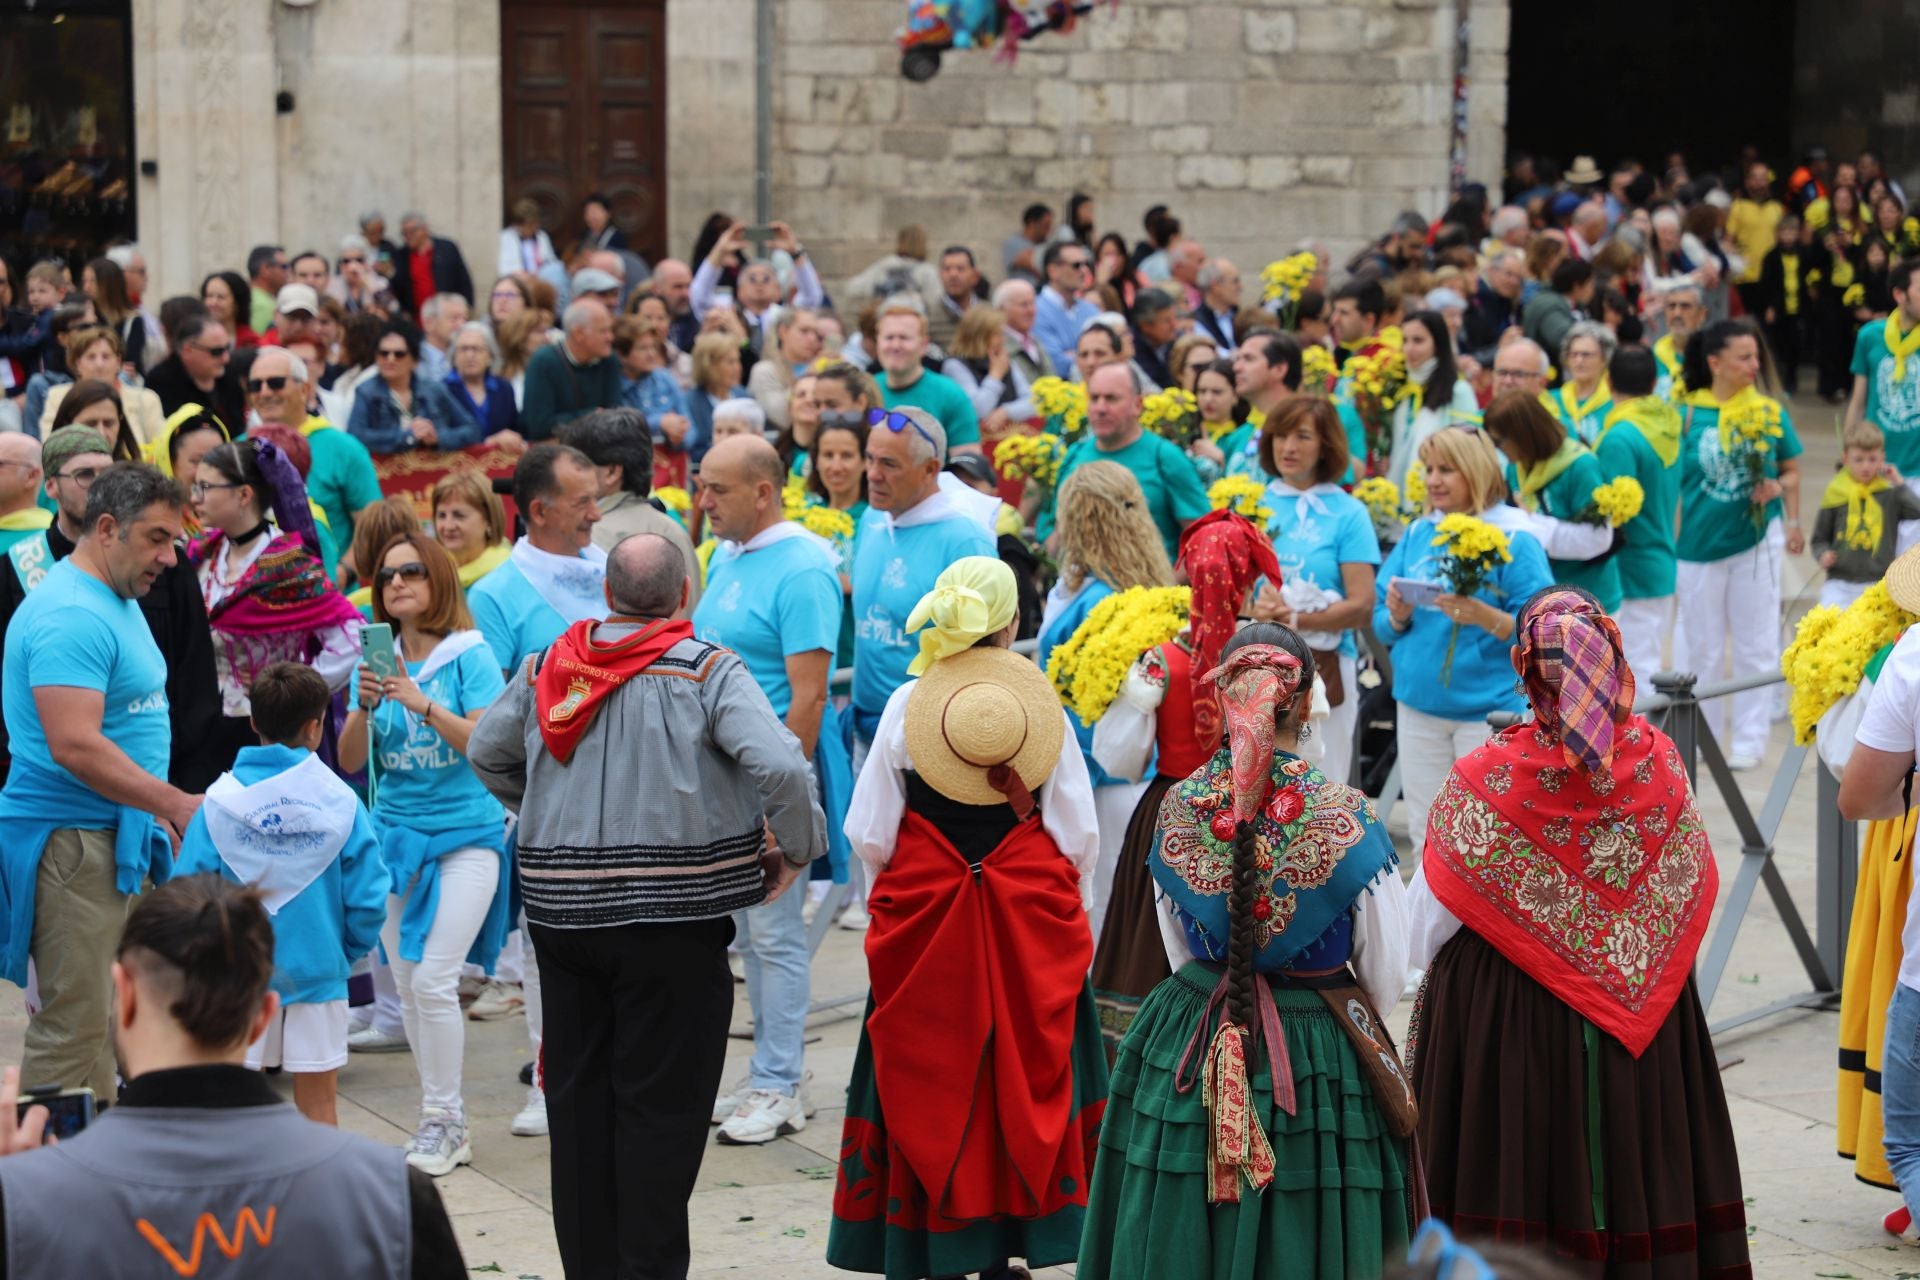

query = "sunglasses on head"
(866, 408), (936, 449)
(247, 375), (290, 393)
(376, 561), (430, 587)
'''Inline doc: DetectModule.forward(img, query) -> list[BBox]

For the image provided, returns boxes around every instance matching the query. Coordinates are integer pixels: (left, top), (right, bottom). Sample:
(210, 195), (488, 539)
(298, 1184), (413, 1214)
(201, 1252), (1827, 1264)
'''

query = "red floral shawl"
(1423, 716), (1717, 1057)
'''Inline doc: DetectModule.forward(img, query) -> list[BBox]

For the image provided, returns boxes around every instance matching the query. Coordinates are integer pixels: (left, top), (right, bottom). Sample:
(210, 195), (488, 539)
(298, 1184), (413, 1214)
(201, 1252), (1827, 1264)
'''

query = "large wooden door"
(501, 0), (668, 263)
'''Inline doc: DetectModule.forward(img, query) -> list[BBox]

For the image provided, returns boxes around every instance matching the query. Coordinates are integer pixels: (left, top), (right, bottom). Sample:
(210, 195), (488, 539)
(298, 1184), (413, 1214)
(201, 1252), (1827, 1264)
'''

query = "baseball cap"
(570, 268), (621, 296)
(275, 283), (320, 317)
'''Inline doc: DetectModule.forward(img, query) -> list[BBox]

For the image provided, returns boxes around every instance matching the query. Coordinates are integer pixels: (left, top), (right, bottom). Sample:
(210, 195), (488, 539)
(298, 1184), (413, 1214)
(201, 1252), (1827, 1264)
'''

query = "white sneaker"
(405, 1109), (472, 1177)
(716, 1088), (807, 1145)
(510, 1086), (547, 1137)
(838, 903), (872, 931)
(465, 980), (525, 1021)
(347, 1025), (410, 1053)
(1727, 753), (1763, 772)
(711, 1073), (752, 1125)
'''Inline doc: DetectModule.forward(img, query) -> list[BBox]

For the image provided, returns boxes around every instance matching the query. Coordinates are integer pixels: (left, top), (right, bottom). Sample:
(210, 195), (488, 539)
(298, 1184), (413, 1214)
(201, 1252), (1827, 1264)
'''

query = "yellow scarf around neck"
(1597, 397), (1683, 468)
(1514, 436), (1589, 513)
(1824, 471), (1890, 552)
(1887, 311), (1920, 383)
(1557, 377), (1611, 426)
(1684, 384), (1776, 456)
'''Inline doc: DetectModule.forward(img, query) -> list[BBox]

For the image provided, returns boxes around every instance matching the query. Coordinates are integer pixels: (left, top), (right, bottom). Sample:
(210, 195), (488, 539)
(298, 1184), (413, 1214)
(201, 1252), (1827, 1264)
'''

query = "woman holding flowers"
(1480, 391), (1624, 613)
(1249, 395), (1381, 787)
(1410, 586), (1749, 1276)
(1674, 319), (1804, 771)
(1373, 427), (1552, 861)
(1038, 461), (1176, 941)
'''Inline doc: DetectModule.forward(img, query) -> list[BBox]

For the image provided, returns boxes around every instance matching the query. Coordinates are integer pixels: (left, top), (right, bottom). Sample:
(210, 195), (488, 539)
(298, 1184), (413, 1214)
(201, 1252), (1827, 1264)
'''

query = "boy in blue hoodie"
(176, 662), (387, 1125)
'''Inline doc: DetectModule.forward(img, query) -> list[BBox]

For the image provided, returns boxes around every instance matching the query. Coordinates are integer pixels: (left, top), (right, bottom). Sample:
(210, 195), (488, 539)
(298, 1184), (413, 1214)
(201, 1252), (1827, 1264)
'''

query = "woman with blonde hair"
(39, 325), (166, 443)
(493, 308), (546, 403)
(1373, 426), (1553, 862)
(939, 306), (1018, 422)
(1037, 460), (1176, 942)
(687, 331), (747, 469)
(431, 470), (511, 590)
(746, 306), (822, 431)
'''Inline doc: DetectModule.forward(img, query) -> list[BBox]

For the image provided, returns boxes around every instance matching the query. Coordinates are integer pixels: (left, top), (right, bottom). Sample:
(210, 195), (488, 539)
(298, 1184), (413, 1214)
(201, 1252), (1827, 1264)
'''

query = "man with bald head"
(691, 433), (840, 1144)
(0, 434), (49, 552)
(468, 523), (823, 1277)
(1041, 362), (1210, 558)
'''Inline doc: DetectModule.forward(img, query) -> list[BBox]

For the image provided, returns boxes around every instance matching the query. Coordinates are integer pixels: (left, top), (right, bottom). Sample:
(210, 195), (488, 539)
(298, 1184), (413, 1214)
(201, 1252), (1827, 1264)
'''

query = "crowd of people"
(0, 144), (1911, 1278)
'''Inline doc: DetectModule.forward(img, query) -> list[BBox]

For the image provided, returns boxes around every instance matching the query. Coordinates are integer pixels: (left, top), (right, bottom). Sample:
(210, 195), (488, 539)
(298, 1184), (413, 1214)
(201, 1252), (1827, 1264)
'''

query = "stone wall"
(1791, 0), (1920, 198)
(758, 0), (1508, 291)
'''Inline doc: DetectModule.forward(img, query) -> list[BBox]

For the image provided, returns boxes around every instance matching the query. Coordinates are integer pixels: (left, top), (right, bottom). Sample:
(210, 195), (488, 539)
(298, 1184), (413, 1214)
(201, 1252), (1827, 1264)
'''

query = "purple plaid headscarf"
(1517, 588), (1636, 774)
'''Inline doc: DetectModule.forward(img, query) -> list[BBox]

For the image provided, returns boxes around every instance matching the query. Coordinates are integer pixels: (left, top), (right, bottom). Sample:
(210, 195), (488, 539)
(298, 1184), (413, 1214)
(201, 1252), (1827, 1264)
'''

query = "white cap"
(275, 283), (320, 316)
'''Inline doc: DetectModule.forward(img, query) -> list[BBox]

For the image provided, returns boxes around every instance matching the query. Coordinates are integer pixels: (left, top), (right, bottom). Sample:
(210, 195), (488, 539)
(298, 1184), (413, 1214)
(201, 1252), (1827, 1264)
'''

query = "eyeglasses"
(490, 290), (522, 301)
(56, 466), (102, 487)
(247, 375), (291, 393)
(866, 408), (937, 448)
(188, 342), (232, 358)
(340, 255), (366, 265)
(1061, 259), (1091, 271)
(1492, 368), (1537, 382)
(376, 348), (410, 360)
(376, 561), (430, 587)
(189, 480), (242, 498)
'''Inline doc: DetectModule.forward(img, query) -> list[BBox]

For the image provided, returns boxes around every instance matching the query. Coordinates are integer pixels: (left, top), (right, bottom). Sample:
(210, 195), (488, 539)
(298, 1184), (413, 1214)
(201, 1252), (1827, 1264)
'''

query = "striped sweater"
(466, 628), (825, 929)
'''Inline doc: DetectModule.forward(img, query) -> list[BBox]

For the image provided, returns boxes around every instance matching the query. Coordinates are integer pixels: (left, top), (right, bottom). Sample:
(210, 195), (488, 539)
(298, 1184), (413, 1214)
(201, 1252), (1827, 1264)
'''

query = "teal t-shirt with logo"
(1852, 318), (1920, 474)
(1676, 394), (1803, 563)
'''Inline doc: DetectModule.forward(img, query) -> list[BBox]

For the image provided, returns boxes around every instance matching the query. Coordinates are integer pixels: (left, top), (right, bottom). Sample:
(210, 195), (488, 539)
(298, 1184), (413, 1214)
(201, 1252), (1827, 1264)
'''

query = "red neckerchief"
(1423, 716), (1717, 1057)
(535, 617), (693, 762)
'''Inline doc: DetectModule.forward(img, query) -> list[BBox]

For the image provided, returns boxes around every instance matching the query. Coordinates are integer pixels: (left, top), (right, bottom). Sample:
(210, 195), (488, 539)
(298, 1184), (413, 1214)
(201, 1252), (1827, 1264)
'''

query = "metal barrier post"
(1815, 761), (1859, 994)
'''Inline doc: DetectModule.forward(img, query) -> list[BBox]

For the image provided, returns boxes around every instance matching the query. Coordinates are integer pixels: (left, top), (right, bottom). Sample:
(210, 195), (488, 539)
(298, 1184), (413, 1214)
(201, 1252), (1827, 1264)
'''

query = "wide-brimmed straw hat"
(904, 647), (1063, 807)
(1887, 545), (1920, 615)
(1564, 155), (1604, 186)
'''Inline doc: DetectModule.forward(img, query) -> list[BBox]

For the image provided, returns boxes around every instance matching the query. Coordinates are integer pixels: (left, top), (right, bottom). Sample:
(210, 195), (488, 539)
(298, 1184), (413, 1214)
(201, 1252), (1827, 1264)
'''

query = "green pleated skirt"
(1077, 962), (1413, 1280)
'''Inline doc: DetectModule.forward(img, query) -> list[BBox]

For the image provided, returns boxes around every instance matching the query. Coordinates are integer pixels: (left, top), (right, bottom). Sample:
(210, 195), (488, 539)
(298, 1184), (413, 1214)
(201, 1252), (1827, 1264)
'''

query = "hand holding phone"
(1389, 576), (1445, 610)
(361, 623), (397, 681)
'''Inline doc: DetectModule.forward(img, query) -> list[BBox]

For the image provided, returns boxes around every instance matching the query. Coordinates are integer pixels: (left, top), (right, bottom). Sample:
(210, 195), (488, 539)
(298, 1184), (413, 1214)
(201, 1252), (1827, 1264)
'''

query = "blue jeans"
(735, 882), (810, 1094)
(1885, 983), (1920, 1216)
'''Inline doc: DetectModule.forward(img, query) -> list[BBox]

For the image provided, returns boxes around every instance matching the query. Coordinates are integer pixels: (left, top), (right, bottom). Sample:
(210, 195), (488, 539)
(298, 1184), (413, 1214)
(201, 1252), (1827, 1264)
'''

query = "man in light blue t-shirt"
(1849, 258), (1920, 547)
(0, 463), (200, 1097)
(692, 435), (839, 1147)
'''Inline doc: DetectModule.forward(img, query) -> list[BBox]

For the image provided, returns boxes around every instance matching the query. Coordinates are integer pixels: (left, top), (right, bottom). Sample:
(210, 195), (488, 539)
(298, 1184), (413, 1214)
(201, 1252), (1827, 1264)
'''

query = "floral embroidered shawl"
(190, 530), (365, 692)
(1423, 716), (1716, 1057)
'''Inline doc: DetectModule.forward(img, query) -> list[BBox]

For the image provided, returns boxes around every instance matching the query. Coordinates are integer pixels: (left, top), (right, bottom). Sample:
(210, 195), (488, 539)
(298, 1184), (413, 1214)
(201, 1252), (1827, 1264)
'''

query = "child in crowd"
(1813, 421), (1920, 607)
(176, 662), (388, 1125)
(1758, 214), (1808, 395)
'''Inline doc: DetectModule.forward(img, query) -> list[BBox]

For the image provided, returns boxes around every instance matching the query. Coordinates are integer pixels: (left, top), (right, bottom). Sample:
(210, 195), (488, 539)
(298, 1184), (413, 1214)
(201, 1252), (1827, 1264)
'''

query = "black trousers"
(531, 916), (735, 1280)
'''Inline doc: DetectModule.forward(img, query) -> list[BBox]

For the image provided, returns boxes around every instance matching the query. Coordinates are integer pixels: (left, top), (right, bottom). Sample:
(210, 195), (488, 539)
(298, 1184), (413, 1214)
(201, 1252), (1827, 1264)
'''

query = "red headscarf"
(1176, 509), (1284, 749)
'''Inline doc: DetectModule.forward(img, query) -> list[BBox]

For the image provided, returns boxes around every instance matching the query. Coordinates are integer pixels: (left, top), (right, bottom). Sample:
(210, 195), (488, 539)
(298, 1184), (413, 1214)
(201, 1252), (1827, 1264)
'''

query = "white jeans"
(1396, 705), (1493, 864)
(380, 846), (500, 1115)
(1616, 595), (1674, 690)
(1089, 782), (1148, 948)
(1319, 654), (1361, 788)
(1820, 577), (1871, 610)
(1673, 525), (1783, 762)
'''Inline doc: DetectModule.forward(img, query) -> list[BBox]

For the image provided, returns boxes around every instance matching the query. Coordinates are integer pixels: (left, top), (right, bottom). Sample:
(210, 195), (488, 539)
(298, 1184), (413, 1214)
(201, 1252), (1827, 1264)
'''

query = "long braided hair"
(1217, 622), (1316, 1039)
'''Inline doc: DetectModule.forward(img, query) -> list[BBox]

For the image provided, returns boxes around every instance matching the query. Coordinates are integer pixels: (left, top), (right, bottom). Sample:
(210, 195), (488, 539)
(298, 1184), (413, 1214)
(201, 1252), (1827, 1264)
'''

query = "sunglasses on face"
(189, 342), (232, 358)
(377, 348), (410, 360)
(376, 561), (430, 587)
(866, 408), (936, 448)
(247, 375), (292, 393)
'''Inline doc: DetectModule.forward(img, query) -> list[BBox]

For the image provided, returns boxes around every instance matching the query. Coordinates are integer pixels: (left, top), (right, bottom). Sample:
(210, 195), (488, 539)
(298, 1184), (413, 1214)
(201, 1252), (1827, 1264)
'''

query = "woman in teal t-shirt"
(1482, 391), (1623, 612)
(1672, 320), (1804, 770)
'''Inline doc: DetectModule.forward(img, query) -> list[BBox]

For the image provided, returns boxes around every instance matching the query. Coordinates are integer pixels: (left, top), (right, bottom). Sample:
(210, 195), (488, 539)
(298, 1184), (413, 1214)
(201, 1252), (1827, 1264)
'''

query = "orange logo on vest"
(135, 1206), (277, 1276)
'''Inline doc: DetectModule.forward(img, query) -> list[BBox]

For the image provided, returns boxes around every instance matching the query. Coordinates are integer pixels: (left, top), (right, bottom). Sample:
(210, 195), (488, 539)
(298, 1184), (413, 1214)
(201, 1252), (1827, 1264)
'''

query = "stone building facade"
(116, 0), (1507, 302)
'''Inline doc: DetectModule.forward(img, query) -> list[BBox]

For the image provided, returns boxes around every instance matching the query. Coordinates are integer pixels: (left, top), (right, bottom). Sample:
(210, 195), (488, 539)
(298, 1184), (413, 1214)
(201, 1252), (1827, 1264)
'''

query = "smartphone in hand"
(361, 623), (398, 682)
(18, 1086), (93, 1143)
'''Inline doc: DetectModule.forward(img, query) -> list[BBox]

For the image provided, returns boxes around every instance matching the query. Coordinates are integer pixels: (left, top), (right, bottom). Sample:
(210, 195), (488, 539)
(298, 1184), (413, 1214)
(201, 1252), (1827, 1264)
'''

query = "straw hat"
(1887, 544), (1920, 615)
(904, 647), (1064, 807)
(1564, 155), (1604, 186)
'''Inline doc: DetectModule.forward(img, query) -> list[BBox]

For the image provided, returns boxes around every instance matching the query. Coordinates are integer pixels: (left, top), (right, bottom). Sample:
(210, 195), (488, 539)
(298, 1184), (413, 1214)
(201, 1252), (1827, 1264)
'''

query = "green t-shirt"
(1594, 415), (1680, 600)
(1852, 318), (1920, 473)
(1217, 421), (1262, 478)
(1676, 393), (1803, 563)
(1041, 431), (1211, 559)
(299, 418), (385, 572)
(879, 370), (980, 448)
(1513, 450), (1622, 612)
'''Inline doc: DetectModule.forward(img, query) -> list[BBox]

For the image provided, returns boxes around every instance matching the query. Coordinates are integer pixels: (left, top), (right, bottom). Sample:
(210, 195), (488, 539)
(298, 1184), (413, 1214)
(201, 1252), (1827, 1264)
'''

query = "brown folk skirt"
(1414, 929), (1752, 1280)
(1089, 773), (1177, 1062)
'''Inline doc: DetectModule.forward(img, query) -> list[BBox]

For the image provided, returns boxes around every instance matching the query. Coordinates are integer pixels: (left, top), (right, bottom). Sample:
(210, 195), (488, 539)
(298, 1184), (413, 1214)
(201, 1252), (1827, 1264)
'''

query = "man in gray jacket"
(467, 531), (824, 1280)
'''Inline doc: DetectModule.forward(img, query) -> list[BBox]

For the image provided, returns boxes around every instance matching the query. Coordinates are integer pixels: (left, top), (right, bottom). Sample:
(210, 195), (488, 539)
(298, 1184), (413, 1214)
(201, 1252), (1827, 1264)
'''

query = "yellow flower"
(695, 536), (718, 587)
(794, 504), (856, 543)
(1352, 476), (1400, 524)
(993, 432), (1063, 488)
(1301, 345), (1338, 390)
(1402, 460), (1427, 520)
(1207, 475), (1272, 524)
(656, 486), (692, 518)
(1589, 476), (1645, 527)
(1046, 586), (1192, 725)
(1784, 584), (1916, 744)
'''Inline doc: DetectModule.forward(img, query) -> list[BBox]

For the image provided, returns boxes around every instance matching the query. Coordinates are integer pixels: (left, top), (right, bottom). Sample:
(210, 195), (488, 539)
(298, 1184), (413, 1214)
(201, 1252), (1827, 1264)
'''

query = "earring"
(1297, 723), (1315, 742)
(1514, 676), (1526, 694)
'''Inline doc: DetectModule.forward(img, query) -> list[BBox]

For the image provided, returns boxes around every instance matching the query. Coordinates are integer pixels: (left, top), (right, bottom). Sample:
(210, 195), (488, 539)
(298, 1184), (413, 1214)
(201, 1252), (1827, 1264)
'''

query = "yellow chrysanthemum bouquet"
(1140, 387), (1201, 448)
(1721, 396), (1785, 537)
(1046, 586), (1192, 725)
(1580, 475), (1646, 528)
(1300, 344), (1339, 395)
(1260, 251), (1318, 328)
(994, 432), (1065, 496)
(1207, 475), (1272, 525)
(1783, 581), (1915, 744)
(1029, 376), (1088, 445)
(1346, 327), (1409, 475)
(1352, 477), (1400, 528)
(1429, 512), (1514, 684)
(655, 486), (693, 529)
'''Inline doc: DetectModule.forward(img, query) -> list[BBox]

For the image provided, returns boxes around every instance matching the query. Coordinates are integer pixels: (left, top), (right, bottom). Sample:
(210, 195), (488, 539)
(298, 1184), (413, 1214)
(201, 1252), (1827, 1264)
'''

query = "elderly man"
(247, 346), (381, 571)
(360, 211), (401, 278)
(0, 463), (199, 1096)
(874, 298), (981, 453)
(1194, 258), (1242, 353)
(693, 435), (840, 1145)
(1128, 287), (1180, 390)
(652, 258), (699, 352)
(851, 407), (996, 748)
(392, 213), (475, 320)
(1043, 363), (1210, 558)
(927, 245), (982, 351)
(104, 243), (165, 371)
(1489, 205), (1530, 249)
(570, 266), (621, 315)
(1033, 241), (1098, 378)
(0, 435), (47, 553)
(263, 283), (320, 350)
(0, 426), (218, 793)
(1567, 201), (1609, 263)
(1493, 335), (1554, 402)
(521, 299), (621, 441)
(1164, 238), (1207, 311)
(246, 245), (288, 333)
(417, 293), (468, 383)
(1462, 248), (1525, 362)
(145, 315), (244, 430)
(1655, 283), (1707, 398)
(468, 530), (823, 1280)
(994, 278), (1049, 421)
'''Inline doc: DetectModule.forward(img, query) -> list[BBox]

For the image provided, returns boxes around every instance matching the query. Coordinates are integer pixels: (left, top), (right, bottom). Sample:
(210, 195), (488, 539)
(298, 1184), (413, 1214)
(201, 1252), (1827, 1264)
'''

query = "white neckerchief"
(1265, 478), (1343, 520)
(881, 485), (970, 538)
(936, 471), (1002, 532)
(716, 519), (835, 568)
(410, 629), (490, 686)
(204, 754), (359, 915)
(510, 537), (609, 625)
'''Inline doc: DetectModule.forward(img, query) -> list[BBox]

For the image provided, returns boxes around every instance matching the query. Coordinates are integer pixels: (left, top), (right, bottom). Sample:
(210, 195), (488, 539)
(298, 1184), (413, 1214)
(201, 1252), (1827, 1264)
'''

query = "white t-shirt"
(1856, 628), (1920, 992)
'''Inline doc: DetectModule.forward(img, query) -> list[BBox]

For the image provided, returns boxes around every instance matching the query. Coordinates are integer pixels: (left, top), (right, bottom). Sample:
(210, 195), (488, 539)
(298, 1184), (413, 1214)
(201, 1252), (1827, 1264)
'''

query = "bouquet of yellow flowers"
(1721, 395), (1786, 536)
(1352, 476), (1400, 526)
(780, 475), (810, 517)
(793, 503), (857, 544)
(1207, 474), (1272, 525)
(1402, 459), (1428, 522)
(1029, 376), (1088, 443)
(1045, 585), (1192, 726)
(1260, 252), (1319, 327)
(1429, 512), (1514, 684)
(994, 432), (1064, 494)
(1580, 475), (1646, 528)
(1140, 387), (1201, 447)
(1300, 344), (1339, 394)
(1346, 328), (1409, 477)
(655, 486), (693, 529)
(1783, 581), (1915, 744)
